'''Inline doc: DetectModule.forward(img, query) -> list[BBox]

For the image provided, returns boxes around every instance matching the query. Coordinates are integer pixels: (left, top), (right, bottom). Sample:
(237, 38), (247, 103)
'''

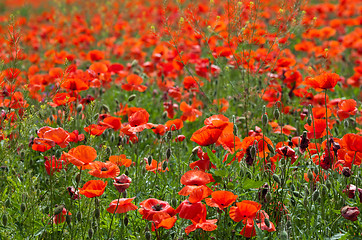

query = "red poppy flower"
(88, 161), (120, 178)
(107, 198), (138, 214)
(61, 78), (89, 91)
(229, 200), (262, 222)
(190, 126), (223, 146)
(189, 147), (217, 171)
(35, 126), (70, 149)
(139, 198), (177, 230)
(89, 62), (108, 74)
(109, 155), (132, 167)
(79, 180), (108, 198)
(165, 119), (183, 131)
(44, 156), (67, 175)
(145, 159), (168, 173)
(304, 119), (327, 139)
(176, 200), (206, 220)
(180, 102), (202, 122)
(52, 207), (71, 225)
(62, 145), (97, 169)
(122, 74), (147, 92)
(129, 109), (149, 127)
(340, 134), (362, 153)
(205, 191), (238, 210)
(84, 124), (108, 136)
(113, 174), (132, 193)
(337, 99), (357, 120)
(304, 72), (339, 90)
(99, 116), (122, 130)
(179, 170), (213, 203)
(341, 206), (360, 221)
(48, 93), (76, 107)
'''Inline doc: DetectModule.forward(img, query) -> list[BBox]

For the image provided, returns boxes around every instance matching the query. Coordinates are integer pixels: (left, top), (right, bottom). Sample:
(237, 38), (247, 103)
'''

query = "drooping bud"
(128, 94), (136, 102)
(341, 206), (360, 221)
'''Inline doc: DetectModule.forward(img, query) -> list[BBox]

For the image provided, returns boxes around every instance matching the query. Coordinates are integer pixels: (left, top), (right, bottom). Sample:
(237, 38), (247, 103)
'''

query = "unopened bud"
(66, 214), (72, 225)
(262, 114), (268, 126)
(54, 205), (64, 215)
(272, 174), (281, 184)
(76, 104), (83, 113)
(312, 190), (319, 201)
(88, 228), (94, 239)
(166, 148), (172, 159)
(20, 203), (26, 213)
(307, 116), (312, 125)
(147, 156), (153, 166)
(145, 231), (151, 240)
(192, 146), (199, 155)
(94, 208), (100, 219)
(128, 94), (136, 102)
(2, 214), (7, 226)
(124, 216), (129, 226)
(274, 108), (280, 119)
(267, 144), (275, 155)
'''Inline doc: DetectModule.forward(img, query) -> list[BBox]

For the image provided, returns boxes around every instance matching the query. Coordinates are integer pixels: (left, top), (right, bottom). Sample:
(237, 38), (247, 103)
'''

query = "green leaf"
(242, 178), (265, 190)
(206, 147), (219, 166)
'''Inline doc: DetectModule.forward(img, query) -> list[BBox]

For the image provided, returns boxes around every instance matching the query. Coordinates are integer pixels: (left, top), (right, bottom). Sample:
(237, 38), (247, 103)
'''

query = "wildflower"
(113, 174), (132, 193)
(205, 191), (238, 210)
(109, 155), (132, 167)
(139, 198), (177, 230)
(107, 198), (138, 214)
(88, 161), (120, 178)
(62, 145), (97, 169)
(52, 207), (71, 224)
(176, 200), (206, 220)
(341, 206), (360, 221)
(79, 180), (107, 198)
(304, 72), (339, 90)
(178, 170), (213, 203)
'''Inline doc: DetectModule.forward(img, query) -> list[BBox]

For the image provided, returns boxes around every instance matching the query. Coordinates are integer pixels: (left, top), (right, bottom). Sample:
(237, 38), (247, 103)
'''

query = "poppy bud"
(280, 230), (288, 240)
(166, 148), (172, 159)
(266, 192), (272, 202)
(88, 228), (94, 239)
(267, 144), (275, 155)
(20, 203), (26, 213)
(101, 104), (110, 113)
(128, 94), (136, 102)
(192, 146), (199, 155)
(342, 167), (352, 177)
(76, 104), (83, 113)
(49, 115), (54, 122)
(2, 214), (7, 226)
(124, 216), (129, 226)
(93, 113), (99, 122)
(293, 191), (302, 198)
(307, 170), (313, 182)
(320, 185), (327, 198)
(272, 174), (281, 184)
(162, 111), (168, 119)
(110, 134), (115, 143)
(264, 217), (271, 228)
(5, 199), (10, 207)
(312, 190), (319, 201)
(94, 208), (100, 219)
(343, 120), (349, 128)
(162, 161), (168, 171)
(250, 146), (256, 158)
(273, 108), (280, 119)
(77, 212), (82, 222)
(145, 231), (151, 240)
(147, 156), (153, 166)
(262, 114), (268, 126)
(307, 116), (312, 125)
(341, 206), (360, 221)
(54, 205), (64, 215)
(75, 173), (81, 184)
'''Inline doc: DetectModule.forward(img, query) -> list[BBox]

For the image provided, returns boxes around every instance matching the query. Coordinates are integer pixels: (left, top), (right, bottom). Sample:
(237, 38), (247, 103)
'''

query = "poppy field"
(0, 0), (362, 239)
